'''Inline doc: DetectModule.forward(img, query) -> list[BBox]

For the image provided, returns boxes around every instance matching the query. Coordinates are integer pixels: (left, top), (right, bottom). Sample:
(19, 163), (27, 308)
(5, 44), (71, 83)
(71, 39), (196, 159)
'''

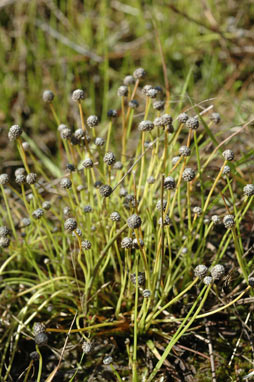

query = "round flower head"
(20, 217), (31, 227)
(143, 289), (151, 298)
(153, 100), (165, 111)
(119, 187), (127, 198)
(123, 75), (135, 86)
(194, 264), (207, 278)
(158, 215), (170, 226)
(82, 341), (92, 354)
(211, 215), (221, 225)
(110, 212), (121, 222)
(223, 165), (231, 176)
(193, 206), (202, 216)
(147, 88), (158, 99)
(113, 161), (123, 170)
(99, 184), (112, 197)
(182, 168), (195, 182)
(8, 125), (23, 141)
(177, 112), (189, 123)
(72, 228), (82, 237)
(66, 163), (75, 173)
(61, 128), (72, 140)
(22, 142), (30, 152)
(81, 158), (94, 169)
(186, 117), (199, 130)
(72, 89), (85, 101)
(164, 176), (176, 190)
(15, 167), (25, 176)
(103, 152), (116, 166)
(204, 216), (210, 224)
(30, 351), (40, 361)
(42, 201), (51, 210)
(179, 145), (191, 157)
(63, 206), (71, 217)
(0, 237), (10, 248)
(58, 124), (67, 132)
(107, 109), (118, 118)
(76, 185), (84, 192)
(129, 100), (139, 109)
(33, 322), (46, 336)
(83, 205), (92, 213)
(121, 237), (133, 249)
(81, 240), (92, 250)
(117, 85), (128, 97)
(87, 115), (99, 128)
(42, 90), (54, 103)
(172, 156), (181, 166)
(34, 332), (48, 346)
(94, 180), (103, 188)
(103, 356), (113, 365)
(127, 214), (142, 229)
(26, 173), (37, 185)
(223, 214), (234, 228)
(133, 67), (146, 79)
(248, 276), (254, 287)
(132, 238), (144, 249)
(0, 173), (9, 185)
(211, 264), (225, 280)
(95, 137), (105, 147)
(142, 84), (153, 95)
(130, 272), (145, 285)
(154, 117), (163, 127)
(156, 199), (167, 211)
(64, 218), (77, 232)
(147, 176), (155, 184)
(210, 112), (221, 124)
(203, 276), (213, 285)
(222, 149), (234, 161)
(243, 184), (254, 197)
(161, 114), (173, 126)
(138, 120), (154, 132)
(74, 128), (84, 141)
(60, 177), (72, 189)
(0, 226), (10, 237)
(32, 208), (44, 220)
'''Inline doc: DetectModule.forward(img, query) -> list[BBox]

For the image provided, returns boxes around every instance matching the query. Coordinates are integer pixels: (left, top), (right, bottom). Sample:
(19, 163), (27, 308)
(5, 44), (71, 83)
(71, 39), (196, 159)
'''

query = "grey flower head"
(42, 201), (51, 210)
(60, 177), (72, 189)
(211, 264), (225, 280)
(138, 120), (154, 132)
(83, 205), (92, 213)
(127, 214), (142, 229)
(33, 322), (46, 336)
(82, 341), (92, 354)
(61, 128), (72, 140)
(142, 84), (153, 95)
(113, 161), (123, 170)
(179, 145), (191, 157)
(119, 187), (127, 198)
(147, 176), (155, 184)
(63, 206), (71, 216)
(153, 117), (163, 127)
(26, 173), (37, 185)
(64, 218), (77, 232)
(147, 88), (158, 99)
(143, 289), (151, 298)
(81, 240), (92, 250)
(87, 115), (99, 128)
(15, 167), (25, 176)
(94, 137), (105, 147)
(172, 156), (181, 166)
(117, 85), (128, 97)
(34, 332), (48, 346)
(58, 124), (67, 132)
(164, 176), (176, 190)
(130, 271), (145, 285)
(32, 208), (44, 220)
(222, 165), (231, 176)
(182, 168), (195, 182)
(0, 226), (10, 237)
(0, 173), (9, 185)
(21, 218), (31, 227)
(22, 142), (30, 152)
(107, 109), (118, 118)
(223, 214), (234, 229)
(99, 184), (112, 197)
(81, 158), (94, 169)
(103, 356), (113, 365)
(72, 228), (82, 237)
(156, 199), (167, 211)
(42, 90), (54, 103)
(161, 114), (173, 126)
(186, 117), (199, 130)
(123, 75), (135, 86)
(72, 89), (85, 101)
(203, 276), (213, 285)
(158, 215), (170, 226)
(103, 152), (116, 166)
(194, 264), (207, 278)
(133, 67), (146, 79)
(132, 238), (144, 249)
(8, 125), (23, 141)
(153, 100), (165, 111)
(222, 149), (234, 161)
(210, 112), (221, 124)
(177, 112), (189, 123)
(94, 180), (103, 189)
(0, 237), (10, 248)
(211, 215), (221, 225)
(193, 206), (202, 216)
(110, 212), (121, 222)
(129, 99), (139, 109)
(243, 184), (254, 197)
(74, 128), (85, 140)
(121, 237), (133, 249)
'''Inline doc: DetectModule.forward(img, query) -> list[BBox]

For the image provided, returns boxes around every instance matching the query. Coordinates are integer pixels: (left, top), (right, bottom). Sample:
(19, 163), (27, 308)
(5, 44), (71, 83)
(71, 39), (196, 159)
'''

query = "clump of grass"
(0, 69), (254, 381)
